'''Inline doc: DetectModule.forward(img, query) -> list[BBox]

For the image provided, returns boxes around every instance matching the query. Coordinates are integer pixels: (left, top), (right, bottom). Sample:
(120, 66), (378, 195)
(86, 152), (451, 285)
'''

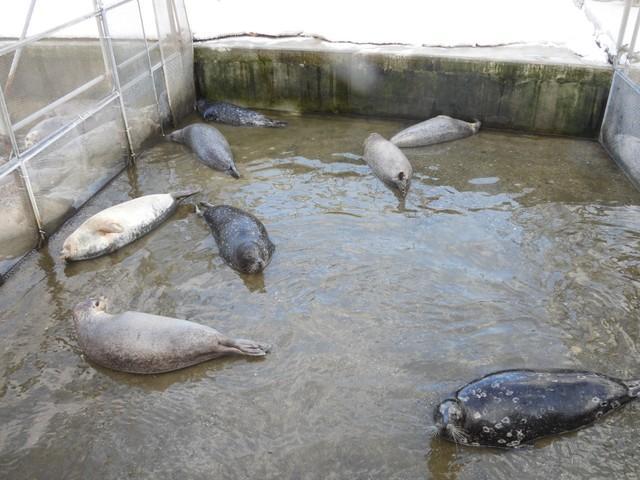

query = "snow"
(185, 0), (609, 64)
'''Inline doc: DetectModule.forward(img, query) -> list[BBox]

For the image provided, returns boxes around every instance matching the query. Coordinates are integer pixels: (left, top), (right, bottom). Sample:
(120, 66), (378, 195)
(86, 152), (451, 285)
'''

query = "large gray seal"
(434, 369), (640, 448)
(391, 115), (480, 148)
(197, 99), (287, 128)
(73, 297), (271, 374)
(199, 202), (275, 274)
(167, 123), (240, 178)
(363, 133), (413, 197)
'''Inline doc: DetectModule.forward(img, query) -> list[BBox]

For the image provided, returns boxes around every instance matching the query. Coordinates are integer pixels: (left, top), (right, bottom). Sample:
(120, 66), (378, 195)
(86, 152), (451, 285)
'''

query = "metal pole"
(135, 0), (164, 133)
(629, 7), (640, 59)
(616, 0), (633, 60)
(5, 0), (38, 95)
(94, 0), (137, 162)
(0, 86), (45, 243)
(0, 0), (134, 58)
(151, 0), (177, 127)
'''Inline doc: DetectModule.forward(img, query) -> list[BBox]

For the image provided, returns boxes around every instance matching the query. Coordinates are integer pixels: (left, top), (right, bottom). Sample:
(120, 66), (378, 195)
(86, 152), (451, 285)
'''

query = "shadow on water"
(85, 353), (269, 392)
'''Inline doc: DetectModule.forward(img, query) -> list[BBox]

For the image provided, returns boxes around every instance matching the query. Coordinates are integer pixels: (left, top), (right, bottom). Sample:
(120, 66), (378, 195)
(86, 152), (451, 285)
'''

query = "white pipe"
(616, 0), (633, 57)
(629, 6), (640, 58)
(5, 0), (38, 94)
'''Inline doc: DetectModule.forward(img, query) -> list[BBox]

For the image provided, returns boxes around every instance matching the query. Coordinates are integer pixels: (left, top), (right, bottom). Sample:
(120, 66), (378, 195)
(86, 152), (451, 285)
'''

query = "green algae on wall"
(194, 45), (612, 138)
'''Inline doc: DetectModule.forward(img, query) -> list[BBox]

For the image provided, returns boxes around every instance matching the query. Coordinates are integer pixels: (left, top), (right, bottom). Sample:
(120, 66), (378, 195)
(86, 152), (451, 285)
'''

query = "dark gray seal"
(199, 202), (275, 274)
(434, 369), (640, 448)
(391, 115), (480, 148)
(197, 99), (287, 128)
(73, 297), (271, 374)
(363, 133), (413, 197)
(167, 123), (240, 178)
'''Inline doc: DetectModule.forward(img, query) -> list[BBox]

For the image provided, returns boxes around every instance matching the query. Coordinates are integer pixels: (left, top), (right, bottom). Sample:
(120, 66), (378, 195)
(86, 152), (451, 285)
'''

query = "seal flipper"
(266, 119), (287, 128)
(170, 189), (201, 200)
(96, 221), (124, 234)
(221, 337), (271, 356)
(625, 379), (640, 397)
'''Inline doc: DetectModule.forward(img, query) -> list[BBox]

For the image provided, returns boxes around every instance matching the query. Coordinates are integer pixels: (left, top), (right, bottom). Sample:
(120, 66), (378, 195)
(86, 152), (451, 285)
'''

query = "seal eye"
(94, 300), (100, 307)
(398, 171), (405, 181)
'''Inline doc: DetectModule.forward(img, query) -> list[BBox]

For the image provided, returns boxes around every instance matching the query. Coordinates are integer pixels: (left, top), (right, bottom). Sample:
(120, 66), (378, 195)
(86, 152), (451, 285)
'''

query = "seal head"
(434, 398), (468, 444)
(234, 240), (267, 274)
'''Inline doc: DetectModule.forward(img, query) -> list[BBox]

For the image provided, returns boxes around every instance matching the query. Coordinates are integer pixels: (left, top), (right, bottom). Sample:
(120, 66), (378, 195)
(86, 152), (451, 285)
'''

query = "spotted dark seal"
(196, 99), (287, 128)
(434, 369), (640, 448)
(199, 202), (275, 274)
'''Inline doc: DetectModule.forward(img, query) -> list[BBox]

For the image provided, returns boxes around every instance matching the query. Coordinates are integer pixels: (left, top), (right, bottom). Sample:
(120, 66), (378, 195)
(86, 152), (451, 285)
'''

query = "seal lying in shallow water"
(167, 123), (240, 178)
(73, 297), (271, 374)
(434, 369), (640, 448)
(391, 115), (480, 148)
(197, 99), (287, 128)
(199, 202), (275, 274)
(61, 190), (198, 261)
(363, 133), (413, 197)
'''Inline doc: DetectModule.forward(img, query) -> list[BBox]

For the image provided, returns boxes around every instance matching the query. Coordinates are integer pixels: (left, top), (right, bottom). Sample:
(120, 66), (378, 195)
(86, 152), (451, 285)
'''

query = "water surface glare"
(1, 113), (640, 479)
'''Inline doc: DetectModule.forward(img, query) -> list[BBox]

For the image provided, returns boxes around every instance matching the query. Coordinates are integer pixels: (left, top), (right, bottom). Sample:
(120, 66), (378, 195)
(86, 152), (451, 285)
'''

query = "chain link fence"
(0, 0), (194, 279)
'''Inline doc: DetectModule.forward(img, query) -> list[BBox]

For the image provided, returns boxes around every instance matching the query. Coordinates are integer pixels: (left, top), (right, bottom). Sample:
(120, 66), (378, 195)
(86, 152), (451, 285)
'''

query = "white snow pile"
(187, 0), (610, 63)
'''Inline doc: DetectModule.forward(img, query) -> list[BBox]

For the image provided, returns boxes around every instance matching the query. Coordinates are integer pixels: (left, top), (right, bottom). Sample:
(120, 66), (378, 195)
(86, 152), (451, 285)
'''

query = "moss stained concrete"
(195, 40), (613, 138)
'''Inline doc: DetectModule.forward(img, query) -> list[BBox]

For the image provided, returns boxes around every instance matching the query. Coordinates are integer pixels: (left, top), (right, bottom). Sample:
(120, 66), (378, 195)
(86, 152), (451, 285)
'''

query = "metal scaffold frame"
(0, 0), (193, 249)
(616, 0), (640, 65)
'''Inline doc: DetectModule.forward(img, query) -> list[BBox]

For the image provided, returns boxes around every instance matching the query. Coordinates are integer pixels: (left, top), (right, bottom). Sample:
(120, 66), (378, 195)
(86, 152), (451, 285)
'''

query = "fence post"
(135, 0), (165, 133)
(0, 88), (45, 244)
(94, 0), (137, 162)
(151, 0), (177, 127)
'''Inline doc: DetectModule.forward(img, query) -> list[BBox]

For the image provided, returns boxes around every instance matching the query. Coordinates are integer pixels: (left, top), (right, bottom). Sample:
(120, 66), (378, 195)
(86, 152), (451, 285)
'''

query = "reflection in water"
(426, 436), (464, 480)
(239, 272), (267, 293)
(1, 113), (640, 479)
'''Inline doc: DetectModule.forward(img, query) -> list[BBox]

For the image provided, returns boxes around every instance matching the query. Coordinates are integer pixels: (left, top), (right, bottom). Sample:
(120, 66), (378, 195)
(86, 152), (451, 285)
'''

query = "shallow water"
(1, 112), (640, 479)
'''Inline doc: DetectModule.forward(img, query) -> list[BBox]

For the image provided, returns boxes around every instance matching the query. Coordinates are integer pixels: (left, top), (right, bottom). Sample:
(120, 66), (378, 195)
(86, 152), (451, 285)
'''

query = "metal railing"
(0, 0), (193, 276)
(616, 0), (640, 65)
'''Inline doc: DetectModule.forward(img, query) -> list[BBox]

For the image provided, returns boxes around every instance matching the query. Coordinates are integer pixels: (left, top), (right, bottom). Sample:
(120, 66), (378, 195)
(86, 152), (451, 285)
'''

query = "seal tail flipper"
(170, 189), (201, 200)
(625, 379), (640, 397)
(197, 201), (216, 210)
(266, 119), (287, 128)
(223, 338), (271, 356)
(470, 119), (481, 133)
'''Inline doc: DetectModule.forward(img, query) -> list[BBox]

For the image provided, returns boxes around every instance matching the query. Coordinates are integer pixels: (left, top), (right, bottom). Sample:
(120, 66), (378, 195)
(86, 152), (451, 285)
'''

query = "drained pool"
(1, 112), (640, 479)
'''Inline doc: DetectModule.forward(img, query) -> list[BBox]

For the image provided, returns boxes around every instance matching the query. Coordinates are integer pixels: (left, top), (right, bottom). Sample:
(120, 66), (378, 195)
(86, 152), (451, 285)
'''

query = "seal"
(434, 369), (640, 448)
(61, 190), (199, 261)
(363, 133), (413, 197)
(167, 123), (240, 178)
(196, 99), (287, 128)
(391, 115), (481, 148)
(199, 202), (275, 274)
(24, 115), (75, 148)
(73, 297), (271, 374)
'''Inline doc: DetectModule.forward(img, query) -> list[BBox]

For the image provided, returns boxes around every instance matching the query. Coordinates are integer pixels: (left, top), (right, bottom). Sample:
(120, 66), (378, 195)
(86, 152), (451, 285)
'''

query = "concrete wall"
(195, 40), (613, 138)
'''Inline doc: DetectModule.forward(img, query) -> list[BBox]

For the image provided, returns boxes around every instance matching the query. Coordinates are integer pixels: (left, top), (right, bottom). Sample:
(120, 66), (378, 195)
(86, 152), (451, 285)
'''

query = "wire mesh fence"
(600, 69), (640, 189)
(0, 0), (194, 279)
